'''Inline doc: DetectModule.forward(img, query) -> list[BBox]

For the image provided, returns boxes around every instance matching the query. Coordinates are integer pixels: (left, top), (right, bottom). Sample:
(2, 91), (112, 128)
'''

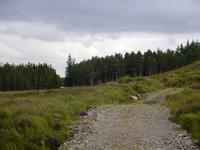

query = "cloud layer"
(0, 0), (200, 76)
(1, 0), (200, 34)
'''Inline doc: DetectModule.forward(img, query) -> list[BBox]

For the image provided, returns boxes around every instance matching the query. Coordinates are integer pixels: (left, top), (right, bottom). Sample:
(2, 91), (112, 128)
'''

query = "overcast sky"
(0, 0), (200, 76)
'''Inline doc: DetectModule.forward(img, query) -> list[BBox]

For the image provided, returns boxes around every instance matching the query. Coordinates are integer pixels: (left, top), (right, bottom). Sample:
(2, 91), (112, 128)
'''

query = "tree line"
(1, 41), (199, 91)
(0, 63), (62, 91)
(65, 41), (200, 86)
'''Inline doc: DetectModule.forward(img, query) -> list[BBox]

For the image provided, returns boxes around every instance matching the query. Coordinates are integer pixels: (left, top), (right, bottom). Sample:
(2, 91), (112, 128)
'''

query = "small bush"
(118, 76), (133, 83)
(0, 110), (9, 119)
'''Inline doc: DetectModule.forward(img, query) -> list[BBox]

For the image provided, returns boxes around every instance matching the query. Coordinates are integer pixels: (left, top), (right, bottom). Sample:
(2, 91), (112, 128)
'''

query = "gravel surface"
(60, 89), (198, 150)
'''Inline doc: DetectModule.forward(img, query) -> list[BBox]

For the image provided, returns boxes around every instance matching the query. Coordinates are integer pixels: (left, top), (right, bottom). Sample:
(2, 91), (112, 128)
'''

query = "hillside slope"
(155, 61), (200, 146)
(0, 61), (200, 149)
(155, 60), (200, 89)
(119, 60), (200, 146)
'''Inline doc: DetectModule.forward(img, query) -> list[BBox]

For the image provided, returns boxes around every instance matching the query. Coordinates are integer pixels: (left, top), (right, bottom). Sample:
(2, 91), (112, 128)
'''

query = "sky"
(0, 0), (200, 76)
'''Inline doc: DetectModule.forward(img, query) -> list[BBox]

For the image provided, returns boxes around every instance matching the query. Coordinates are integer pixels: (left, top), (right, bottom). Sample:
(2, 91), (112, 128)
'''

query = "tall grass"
(118, 76), (164, 94)
(118, 61), (200, 146)
(163, 89), (200, 145)
(0, 83), (132, 150)
(155, 62), (200, 146)
(1, 61), (200, 149)
(154, 61), (200, 89)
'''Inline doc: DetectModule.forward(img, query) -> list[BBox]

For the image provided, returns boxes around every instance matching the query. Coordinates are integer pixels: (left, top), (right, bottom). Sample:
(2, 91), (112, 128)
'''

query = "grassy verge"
(1, 61), (200, 149)
(156, 62), (200, 146)
(162, 89), (200, 146)
(119, 61), (200, 146)
(0, 83), (132, 150)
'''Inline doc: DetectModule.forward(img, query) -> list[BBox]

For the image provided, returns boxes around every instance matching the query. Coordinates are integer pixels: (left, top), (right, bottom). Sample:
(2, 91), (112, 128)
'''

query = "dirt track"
(60, 89), (198, 150)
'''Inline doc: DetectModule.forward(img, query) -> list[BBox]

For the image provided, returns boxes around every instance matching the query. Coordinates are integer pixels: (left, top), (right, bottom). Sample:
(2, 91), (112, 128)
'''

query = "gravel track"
(60, 89), (198, 150)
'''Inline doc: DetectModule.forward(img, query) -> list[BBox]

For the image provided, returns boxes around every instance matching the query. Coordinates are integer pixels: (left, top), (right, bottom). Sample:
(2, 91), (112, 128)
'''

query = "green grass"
(162, 89), (200, 145)
(1, 61), (200, 149)
(118, 76), (164, 94)
(154, 62), (200, 146)
(0, 83), (133, 150)
(119, 61), (200, 146)
(154, 61), (200, 89)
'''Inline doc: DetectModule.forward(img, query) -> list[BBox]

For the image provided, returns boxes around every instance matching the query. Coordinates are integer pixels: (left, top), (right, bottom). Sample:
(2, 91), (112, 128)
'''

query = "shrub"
(118, 76), (133, 83)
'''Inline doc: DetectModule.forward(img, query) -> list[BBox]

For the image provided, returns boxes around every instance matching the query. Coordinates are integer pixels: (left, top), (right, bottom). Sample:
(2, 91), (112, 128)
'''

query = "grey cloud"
(1, 0), (200, 76)
(0, 22), (67, 41)
(0, 0), (200, 35)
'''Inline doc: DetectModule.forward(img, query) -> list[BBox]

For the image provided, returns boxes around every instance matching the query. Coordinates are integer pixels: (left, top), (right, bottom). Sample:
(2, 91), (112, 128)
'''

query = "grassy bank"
(118, 61), (200, 146)
(0, 83), (132, 150)
(1, 61), (200, 150)
(156, 61), (200, 146)
(163, 89), (200, 146)
(154, 60), (200, 89)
